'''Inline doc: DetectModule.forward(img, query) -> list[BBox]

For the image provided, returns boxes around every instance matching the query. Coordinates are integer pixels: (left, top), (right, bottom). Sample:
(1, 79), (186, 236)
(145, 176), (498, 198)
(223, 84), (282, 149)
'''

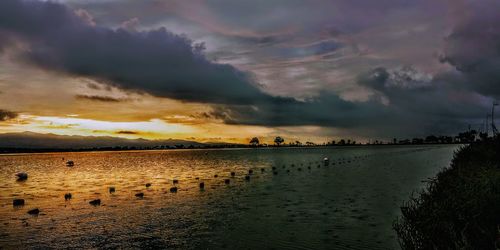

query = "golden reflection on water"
(0, 147), (458, 249)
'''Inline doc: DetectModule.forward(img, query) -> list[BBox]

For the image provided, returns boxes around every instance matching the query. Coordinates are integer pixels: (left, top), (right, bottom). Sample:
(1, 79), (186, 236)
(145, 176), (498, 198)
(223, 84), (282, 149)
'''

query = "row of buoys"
(12, 153), (380, 214)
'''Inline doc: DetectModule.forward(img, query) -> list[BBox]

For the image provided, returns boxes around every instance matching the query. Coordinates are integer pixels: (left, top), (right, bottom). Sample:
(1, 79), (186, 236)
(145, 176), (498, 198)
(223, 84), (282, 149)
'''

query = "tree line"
(248, 129), (488, 147)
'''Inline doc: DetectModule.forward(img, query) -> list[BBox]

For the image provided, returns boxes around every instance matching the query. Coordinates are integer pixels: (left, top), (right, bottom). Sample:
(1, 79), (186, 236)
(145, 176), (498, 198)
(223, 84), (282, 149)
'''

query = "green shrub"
(394, 138), (500, 249)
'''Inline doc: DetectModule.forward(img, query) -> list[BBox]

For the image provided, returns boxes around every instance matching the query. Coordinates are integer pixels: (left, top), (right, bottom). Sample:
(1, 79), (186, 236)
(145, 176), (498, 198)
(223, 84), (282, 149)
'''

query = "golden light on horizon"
(0, 113), (340, 144)
(4, 115), (198, 139)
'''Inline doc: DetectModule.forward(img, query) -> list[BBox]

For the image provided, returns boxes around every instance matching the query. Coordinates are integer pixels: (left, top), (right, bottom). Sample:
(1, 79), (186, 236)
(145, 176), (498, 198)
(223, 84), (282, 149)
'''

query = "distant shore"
(0, 142), (463, 154)
(0, 130), (481, 154)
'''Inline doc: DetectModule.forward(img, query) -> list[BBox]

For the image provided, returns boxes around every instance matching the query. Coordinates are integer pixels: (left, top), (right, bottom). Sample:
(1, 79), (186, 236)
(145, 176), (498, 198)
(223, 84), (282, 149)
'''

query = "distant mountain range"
(0, 132), (209, 149)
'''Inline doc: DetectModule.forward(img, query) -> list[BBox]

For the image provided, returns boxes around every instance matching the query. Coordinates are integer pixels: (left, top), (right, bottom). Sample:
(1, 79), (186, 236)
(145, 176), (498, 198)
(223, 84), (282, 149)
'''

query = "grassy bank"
(394, 137), (500, 249)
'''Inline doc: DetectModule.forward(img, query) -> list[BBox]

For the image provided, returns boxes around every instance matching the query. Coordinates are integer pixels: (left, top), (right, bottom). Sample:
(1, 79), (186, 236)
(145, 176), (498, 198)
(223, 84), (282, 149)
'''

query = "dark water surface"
(0, 145), (458, 249)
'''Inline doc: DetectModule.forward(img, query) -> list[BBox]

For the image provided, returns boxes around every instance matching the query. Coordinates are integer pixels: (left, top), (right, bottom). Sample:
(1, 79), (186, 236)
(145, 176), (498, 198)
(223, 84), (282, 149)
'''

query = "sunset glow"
(0, 0), (498, 144)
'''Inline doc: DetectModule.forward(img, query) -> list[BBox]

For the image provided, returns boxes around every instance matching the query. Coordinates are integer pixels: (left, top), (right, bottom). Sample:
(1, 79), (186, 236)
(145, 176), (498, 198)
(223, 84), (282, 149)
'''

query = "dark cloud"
(209, 64), (488, 137)
(0, 0), (270, 105)
(208, 94), (390, 128)
(439, 1), (500, 98)
(116, 130), (139, 135)
(0, 109), (18, 121)
(75, 95), (123, 102)
(357, 66), (490, 135)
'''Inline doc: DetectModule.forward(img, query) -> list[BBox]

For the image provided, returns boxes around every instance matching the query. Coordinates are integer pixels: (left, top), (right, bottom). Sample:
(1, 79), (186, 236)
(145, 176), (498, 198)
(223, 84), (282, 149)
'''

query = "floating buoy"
(323, 157), (329, 166)
(13, 199), (25, 207)
(66, 161), (74, 167)
(64, 193), (72, 201)
(89, 199), (101, 206)
(27, 208), (40, 215)
(15, 172), (28, 181)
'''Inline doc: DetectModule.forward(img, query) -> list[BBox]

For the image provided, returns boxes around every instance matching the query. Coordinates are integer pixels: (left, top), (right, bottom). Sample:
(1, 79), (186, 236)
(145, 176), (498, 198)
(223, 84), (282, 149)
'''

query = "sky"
(0, 0), (499, 144)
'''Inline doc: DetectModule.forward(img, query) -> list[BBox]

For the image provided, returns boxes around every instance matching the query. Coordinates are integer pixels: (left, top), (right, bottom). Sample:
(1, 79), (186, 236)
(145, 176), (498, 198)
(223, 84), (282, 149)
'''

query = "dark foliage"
(394, 137), (500, 249)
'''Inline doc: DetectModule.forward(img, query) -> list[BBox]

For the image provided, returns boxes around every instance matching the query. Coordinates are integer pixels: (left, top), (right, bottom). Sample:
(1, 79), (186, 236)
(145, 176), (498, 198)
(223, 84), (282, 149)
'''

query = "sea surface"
(0, 145), (459, 249)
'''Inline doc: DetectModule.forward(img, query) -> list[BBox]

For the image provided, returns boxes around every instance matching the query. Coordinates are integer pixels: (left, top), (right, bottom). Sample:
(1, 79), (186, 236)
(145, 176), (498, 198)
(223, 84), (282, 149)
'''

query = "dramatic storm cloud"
(0, 0), (268, 104)
(0, 0), (498, 139)
(0, 0), (396, 132)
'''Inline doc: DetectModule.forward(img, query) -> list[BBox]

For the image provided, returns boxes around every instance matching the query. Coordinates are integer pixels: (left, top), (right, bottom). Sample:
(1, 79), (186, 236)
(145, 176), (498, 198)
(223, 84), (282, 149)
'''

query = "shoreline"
(0, 143), (465, 155)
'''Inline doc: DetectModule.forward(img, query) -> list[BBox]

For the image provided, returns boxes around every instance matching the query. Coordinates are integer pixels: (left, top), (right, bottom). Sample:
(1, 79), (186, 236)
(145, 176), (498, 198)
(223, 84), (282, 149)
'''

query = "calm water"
(0, 145), (458, 249)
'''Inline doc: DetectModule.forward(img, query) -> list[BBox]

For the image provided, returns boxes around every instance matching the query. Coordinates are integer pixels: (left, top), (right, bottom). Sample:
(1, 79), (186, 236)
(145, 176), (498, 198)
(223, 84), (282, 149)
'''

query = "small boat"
(66, 161), (74, 167)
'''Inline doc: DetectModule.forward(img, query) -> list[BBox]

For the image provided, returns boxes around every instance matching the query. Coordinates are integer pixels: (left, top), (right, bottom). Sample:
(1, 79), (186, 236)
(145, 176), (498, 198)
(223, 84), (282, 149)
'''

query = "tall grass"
(394, 138), (500, 249)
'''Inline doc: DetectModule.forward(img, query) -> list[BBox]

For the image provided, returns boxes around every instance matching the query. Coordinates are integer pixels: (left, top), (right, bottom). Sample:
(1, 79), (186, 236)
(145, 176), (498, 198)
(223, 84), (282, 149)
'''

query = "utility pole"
(492, 101), (499, 135)
(486, 114), (490, 137)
